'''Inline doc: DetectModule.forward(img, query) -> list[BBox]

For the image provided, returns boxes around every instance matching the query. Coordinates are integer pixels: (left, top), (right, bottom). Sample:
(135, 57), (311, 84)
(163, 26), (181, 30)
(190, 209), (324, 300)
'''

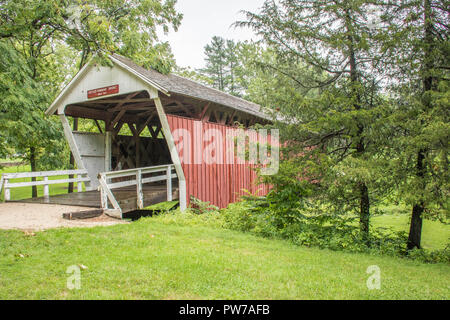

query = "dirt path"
(0, 203), (126, 231)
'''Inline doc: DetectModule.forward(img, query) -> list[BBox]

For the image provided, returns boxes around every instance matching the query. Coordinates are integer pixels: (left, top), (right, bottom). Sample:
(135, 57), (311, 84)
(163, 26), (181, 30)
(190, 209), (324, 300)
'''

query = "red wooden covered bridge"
(7, 54), (278, 218)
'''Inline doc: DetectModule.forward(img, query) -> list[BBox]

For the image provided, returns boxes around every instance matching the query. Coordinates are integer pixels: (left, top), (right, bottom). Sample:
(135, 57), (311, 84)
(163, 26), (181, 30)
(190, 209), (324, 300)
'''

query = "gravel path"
(0, 203), (126, 231)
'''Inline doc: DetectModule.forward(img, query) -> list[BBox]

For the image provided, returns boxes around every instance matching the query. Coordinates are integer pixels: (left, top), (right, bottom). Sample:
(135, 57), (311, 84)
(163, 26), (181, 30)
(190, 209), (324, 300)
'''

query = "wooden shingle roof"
(111, 54), (270, 120)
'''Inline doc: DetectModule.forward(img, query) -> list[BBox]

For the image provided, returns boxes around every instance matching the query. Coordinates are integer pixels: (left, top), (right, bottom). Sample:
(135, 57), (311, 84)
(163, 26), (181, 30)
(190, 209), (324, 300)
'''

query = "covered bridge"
(41, 54), (275, 218)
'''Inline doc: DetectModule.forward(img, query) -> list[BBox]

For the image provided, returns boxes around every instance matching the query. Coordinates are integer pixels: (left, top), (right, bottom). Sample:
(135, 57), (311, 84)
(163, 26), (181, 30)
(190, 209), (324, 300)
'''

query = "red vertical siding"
(167, 115), (272, 208)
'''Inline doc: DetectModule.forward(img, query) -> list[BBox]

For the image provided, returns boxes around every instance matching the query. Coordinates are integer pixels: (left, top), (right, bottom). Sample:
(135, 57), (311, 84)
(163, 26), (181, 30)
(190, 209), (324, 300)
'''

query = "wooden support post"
(105, 131), (112, 173)
(100, 188), (108, 210)
(98, 173), (121, 213)
(166, 165), (173, 202)
(43, 177), (49, 200)
(0, 176), (3, 198)
(4, 179), (10, 202)
(136, 169), (144, 209)
(153, 97), (187, 211)
(136, 136), (140, 168)
(69, 117), (78, 194)
(60, 114), (92, 191)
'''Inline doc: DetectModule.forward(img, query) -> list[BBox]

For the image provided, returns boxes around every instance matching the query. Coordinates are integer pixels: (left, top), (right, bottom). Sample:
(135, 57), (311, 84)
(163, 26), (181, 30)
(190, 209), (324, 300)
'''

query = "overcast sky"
(160, 0), (265, 69)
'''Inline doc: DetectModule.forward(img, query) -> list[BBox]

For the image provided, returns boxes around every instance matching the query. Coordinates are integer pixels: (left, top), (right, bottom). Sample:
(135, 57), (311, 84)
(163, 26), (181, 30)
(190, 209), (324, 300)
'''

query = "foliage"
(236, 0), (399, 244)
(0, 0), (182, 73)
(174, 65), (214, 86)
(189, 196), (219, 215)
(406, 247), (450, 264)
(229, 0), (449, 251)
(0, 40), (67, 171)
(0, 0), (183, 178)
(220, 197), (449, 264)
(378, 0), (449, 248)
(199, 37), (256, 97)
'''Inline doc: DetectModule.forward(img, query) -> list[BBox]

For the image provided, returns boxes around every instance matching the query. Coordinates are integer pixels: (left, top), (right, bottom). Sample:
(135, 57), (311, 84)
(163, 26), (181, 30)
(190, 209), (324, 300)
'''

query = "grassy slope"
(0, 216), (448, 300)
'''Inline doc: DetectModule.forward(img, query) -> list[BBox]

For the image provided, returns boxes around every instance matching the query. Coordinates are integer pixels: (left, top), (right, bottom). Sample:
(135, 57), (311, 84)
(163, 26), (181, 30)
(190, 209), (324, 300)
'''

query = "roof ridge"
(170, 73), (261, 108)
(110, 53), (270, 120)
(114, 53), (261, 107)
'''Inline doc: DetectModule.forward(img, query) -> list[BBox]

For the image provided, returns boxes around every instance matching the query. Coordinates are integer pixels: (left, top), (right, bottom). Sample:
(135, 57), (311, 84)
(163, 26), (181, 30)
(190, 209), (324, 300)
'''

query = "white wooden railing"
(98, 164), (177, 218)
(0, 169), (90, 201)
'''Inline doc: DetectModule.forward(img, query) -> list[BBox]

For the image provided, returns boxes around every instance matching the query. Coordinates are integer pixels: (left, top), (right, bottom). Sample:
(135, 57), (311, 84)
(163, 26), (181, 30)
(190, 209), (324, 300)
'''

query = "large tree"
(381, 0), (449, 250)
(238, 0), (391, 243)
(0, 0), (182, 196)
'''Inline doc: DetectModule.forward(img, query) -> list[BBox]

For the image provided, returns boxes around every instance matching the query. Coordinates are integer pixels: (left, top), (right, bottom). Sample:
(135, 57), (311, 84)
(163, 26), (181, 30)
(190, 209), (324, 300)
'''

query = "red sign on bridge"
(87, 85), (119, 99)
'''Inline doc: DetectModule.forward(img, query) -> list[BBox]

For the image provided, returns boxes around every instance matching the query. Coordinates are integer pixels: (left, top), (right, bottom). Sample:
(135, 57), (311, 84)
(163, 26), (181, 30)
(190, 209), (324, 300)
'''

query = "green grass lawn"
(1, 165), (81, 201)
(373, 215), (449, 251)
(0, 213), (448, 300)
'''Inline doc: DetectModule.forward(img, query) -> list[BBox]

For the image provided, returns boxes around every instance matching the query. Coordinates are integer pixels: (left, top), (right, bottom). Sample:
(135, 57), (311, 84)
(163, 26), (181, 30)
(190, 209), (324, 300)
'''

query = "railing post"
(43, 177), (50, 200)
(136, 169), (143, 209)
(77, 174), (83, 193)
(100, 174), (108, 210)
(4, 178), (10, 202)
(0, 176), (4, 196)
(166, 165), (173, 202)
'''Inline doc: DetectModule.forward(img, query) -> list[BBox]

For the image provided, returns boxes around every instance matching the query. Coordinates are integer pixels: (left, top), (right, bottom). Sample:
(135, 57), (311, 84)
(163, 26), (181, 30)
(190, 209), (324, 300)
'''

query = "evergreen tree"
(202, 36), (228, 91)
(238, 0), (391, 243)
(201, 36), (246, 96)
(381, 0), (449, 250)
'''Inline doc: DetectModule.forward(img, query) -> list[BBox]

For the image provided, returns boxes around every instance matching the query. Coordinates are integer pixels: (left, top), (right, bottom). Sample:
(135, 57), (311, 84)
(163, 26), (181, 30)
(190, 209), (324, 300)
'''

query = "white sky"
(160, 0), (265, 69)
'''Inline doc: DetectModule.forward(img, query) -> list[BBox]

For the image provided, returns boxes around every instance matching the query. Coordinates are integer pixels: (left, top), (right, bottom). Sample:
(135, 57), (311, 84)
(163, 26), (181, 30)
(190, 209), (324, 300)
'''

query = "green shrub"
(189, 196), (219, 215)
(220, 195), (447, 264)
(406, 246), (450, 264)
(152, 193), (448, 264)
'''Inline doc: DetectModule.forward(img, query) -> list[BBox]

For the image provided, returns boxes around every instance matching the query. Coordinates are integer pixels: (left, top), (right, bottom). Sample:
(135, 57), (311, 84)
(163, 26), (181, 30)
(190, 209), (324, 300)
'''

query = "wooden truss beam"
(108, 101), (155, 113)
(138, 113), (156, 135)
(65, 106), (137, 124)
(107, 92), (141, 110)
(94, 119), (103, 133)
(175, 101), (195, 118)
(199, 103), (210, 121)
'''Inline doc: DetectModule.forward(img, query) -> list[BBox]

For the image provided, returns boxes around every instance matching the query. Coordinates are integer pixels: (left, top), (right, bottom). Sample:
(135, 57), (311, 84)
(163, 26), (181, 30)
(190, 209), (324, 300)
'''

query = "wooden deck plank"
(14, 184), (179, 213)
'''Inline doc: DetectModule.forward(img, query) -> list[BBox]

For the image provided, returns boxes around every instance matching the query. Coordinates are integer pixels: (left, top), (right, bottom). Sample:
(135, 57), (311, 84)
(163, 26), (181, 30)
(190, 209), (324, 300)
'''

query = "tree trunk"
(359, 182), (370, 242)
(408, 150), (426, 250)
(407, 0), (433, 251)
(408, 203), (424, 250)
(30, 146), (37, 198)
(345, 9), (370, 244)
